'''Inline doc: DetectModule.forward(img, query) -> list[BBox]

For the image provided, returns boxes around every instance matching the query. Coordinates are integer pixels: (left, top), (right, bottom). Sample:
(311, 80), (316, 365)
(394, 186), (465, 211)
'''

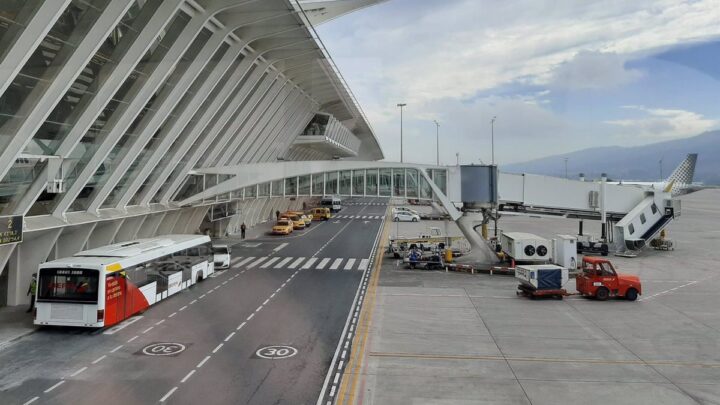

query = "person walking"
(275, 210), (280, 221)
(240, 222), (246, 239)
(26, 273), (37, 313)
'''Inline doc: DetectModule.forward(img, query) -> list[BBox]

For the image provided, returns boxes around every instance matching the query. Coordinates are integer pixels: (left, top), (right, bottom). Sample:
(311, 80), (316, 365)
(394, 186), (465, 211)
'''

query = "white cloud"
(605, 106), (718, 139)
(545, 51), (643, 90)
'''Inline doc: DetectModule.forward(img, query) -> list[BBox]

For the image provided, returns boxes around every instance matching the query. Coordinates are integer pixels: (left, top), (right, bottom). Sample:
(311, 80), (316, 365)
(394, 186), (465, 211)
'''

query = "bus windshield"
(37, 268), (100, 303)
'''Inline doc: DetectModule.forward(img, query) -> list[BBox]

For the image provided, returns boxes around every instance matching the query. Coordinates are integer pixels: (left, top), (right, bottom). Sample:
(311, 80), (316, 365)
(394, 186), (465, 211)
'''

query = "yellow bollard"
(481, 223), (488, 240)
(445, 248), (453, 264)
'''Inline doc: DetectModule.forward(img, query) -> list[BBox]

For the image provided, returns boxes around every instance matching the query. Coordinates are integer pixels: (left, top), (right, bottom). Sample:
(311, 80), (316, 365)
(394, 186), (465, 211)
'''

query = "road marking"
(155, 319), (165, 326)
(70, 366), (88, 377)
(127, 335), (139, 343)
(22, 397), (38, 405)
(358, 259), (370, 271)
(142, 326), (154, 334)
(181, 370), (196, 383)
(92, 355), (107, 364)
(225, 332), (236, 342)
(248, 257), (267, 268)
(263, 298), (270, 305)
(237, 321), (246, 330)
(256, 305), (263, 312)
(247, 313), (255, 320)
(316, 258), (331, 269)
(362, 216), (367, 219)
(160, 387), (178, 402)
(274, 243), (289, 252)
(197, 356), (211, 368)
(289, 257), (305, 269)
(190, 299), (197, 305)
(103, 315), (143, 335)
(344, 259), (356, 270)
(275, 257), (293, 268)
(330, 258), (343, 270)
(262, 257), (280, 268)
(168, 312), (177, 318)
(238, 257), (255, 266)
(44, 380), (65, 393)
(212, 343), (224, 353)
(231, 256), (243, 264)
(110, 345), (124, 353)
(302, 257), (318, 269)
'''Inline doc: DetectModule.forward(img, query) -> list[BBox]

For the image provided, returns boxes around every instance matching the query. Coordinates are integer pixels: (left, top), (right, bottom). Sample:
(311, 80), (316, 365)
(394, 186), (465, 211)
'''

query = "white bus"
(34, 235), (214, 328)
(321, 196), (342, 212)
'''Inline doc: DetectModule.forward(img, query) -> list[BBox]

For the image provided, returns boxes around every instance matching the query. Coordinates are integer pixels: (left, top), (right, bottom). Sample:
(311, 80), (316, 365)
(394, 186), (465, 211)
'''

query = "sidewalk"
(0, 305), (36, 351)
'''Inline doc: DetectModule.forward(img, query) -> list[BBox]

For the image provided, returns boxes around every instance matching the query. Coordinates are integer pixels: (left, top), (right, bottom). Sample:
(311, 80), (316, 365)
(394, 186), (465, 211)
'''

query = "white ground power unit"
(500, 232), (551, 262)
(515, 265), (569, 291)
(553, 235), (578, 269)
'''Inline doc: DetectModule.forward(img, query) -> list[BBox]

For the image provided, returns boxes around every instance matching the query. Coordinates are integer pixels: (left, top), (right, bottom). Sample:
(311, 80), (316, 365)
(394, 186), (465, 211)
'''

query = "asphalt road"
(0, 198), (387, 405)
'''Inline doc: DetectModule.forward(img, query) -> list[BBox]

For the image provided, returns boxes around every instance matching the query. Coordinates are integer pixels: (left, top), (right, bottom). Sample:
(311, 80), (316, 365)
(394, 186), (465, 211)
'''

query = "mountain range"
(501, 130), (720, 185)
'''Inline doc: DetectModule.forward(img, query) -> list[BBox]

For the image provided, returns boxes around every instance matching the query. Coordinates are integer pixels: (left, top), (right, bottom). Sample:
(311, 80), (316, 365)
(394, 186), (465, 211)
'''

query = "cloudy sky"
(315, 0), (720, 164)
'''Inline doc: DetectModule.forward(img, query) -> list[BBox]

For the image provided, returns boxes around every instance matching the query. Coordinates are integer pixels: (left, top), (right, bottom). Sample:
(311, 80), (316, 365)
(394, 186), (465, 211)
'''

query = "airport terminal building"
(0, 0), (387, 306)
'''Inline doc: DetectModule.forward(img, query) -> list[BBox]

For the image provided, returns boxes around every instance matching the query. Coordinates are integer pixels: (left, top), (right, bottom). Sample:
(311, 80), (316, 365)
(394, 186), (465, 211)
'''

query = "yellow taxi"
(272, 219), (294, 235)
(311, 207), (331, 220)
(281, 213), (306, 230)
(288, 211), (312, 226)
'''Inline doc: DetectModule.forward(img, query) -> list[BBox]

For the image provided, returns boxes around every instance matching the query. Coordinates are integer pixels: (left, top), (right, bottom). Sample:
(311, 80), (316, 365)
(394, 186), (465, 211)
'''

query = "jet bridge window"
(651, 203), (658, 214)
(629, 223), (635, 235)
(640, 213), (646, 224)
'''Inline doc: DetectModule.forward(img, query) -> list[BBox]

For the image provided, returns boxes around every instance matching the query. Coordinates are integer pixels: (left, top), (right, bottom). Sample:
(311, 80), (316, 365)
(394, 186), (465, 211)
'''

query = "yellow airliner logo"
(106, 263), (123, 272)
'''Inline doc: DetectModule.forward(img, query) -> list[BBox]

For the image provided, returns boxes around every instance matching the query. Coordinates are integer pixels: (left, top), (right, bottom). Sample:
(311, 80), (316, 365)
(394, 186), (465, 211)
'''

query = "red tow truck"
(576, 257), (642, 301)
(517, 257), (642, 301)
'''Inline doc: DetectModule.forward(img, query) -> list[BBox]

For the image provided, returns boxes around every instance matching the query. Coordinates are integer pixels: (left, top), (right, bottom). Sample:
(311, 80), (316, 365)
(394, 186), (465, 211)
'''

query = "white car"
(213, 244), (231, 269)
(392, 207), (420, 216)
(392, 212), (420, 222)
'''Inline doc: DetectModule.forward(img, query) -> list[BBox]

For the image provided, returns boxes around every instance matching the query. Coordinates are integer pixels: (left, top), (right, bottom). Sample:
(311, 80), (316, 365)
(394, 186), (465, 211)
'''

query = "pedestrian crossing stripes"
(344, 202), (386, 206)
(333, 215), (384, 219)
(230, 256), (369, 271)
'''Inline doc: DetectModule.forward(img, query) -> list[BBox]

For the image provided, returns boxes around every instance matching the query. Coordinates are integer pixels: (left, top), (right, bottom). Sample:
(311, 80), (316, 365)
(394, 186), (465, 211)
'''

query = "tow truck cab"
(576, 257), (642, 301)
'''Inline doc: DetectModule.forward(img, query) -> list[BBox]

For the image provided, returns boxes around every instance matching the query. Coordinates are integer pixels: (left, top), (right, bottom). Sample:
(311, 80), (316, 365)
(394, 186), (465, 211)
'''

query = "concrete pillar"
(88, 219), (124, 248)
(56, 223), (96, 258)
(8, 229), (62, 306)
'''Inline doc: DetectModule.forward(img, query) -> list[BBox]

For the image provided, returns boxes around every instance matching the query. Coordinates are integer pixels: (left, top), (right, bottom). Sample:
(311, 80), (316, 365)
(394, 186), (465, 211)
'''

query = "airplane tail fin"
(665, 153), (697, 195)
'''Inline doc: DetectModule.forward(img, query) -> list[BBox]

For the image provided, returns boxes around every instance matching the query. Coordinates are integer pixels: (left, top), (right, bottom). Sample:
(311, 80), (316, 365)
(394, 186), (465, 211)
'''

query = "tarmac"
(338, 189), (720, 405)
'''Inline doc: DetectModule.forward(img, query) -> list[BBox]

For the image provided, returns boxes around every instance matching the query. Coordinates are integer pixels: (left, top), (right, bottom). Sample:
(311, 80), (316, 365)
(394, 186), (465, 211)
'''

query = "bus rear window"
(37, 268), (99, 303)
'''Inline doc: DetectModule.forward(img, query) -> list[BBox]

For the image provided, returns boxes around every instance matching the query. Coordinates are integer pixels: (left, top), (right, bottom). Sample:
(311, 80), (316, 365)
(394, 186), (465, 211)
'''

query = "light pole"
(433, 120), (440, 166)
(397, 103), (406, 162)
(490, 116), (497, 165)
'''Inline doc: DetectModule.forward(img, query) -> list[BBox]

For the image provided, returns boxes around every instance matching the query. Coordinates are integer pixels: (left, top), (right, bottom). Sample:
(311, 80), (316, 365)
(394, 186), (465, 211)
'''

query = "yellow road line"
(368, 352), (720, 369)
(336, 207), (391, 404)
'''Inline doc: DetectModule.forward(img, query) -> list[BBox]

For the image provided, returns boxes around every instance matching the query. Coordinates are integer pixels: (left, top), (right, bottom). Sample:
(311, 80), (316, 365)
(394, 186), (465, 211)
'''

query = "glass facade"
(311, 173), (324, 196)
(393, 168), (405, 197)
(379, 168), (391, 196)
(326, 171), (338, 195)
(284, 177), (297, 196)
(366, 169), (378, 196)
(339, 170), (351, 195)
(406, 168), (418, 198)
(352, 170), (364, 195)
(298, 175), (310, 195)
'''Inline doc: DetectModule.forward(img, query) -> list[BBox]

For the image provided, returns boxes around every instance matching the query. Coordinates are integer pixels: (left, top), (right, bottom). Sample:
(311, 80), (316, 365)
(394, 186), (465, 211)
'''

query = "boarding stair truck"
(613, 191), (679, 255)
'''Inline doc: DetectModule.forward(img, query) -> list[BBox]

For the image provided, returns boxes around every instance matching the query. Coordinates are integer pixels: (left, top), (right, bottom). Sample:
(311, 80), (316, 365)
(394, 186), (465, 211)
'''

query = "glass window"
(339, 170), (351, 195)
(326, 171), (338, 195)
(311, 173), (324, 196)
(0, 2), (45, 63)
(393, 169), (405, 197)
(379, 169), (391, 196)
(419, 174), (432, 199)
(406, 169), (418, 198)
(258, 182), (270, 197)
(432, 169), (447, 195)
(37, 268), (99, 303)
(298, 175), (310, 195)
(352, 170), (365, 196)
(651, 203), (658, 214)
(366, 169), (378, 196)
(245, 185), (257, 198)
(640, 213), (646, 224)
(629, 223), (635, 235)
(271, 179), (283, 196)
(285, 177), (297, 195)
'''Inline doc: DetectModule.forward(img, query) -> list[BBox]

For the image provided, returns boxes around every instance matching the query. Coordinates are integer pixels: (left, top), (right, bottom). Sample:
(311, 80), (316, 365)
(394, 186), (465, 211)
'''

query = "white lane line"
(168, 312), (177, 318)
(256, 305), (263, 312)
(142, 326), (154, 334)
(212, 343), (224, 353)
(103, 315), (143, 335)
(247, 313), (255, 320)
(289, 257), (305, 269)
(70, 366), (88, 377)
(263, 298), (270, 305)
(197, 356), (211, 368)
(262, 257), (280, 268)
(127, 335), (139, 343)
(316, 258), (331, 269)
(44, 380), (65, 393)
(110, 345), (124, 353)
(237, 321), (246, 330)
(22, 396), (39, 405)
(160, 387), (178, 402)
(247, 257), (268, 268)
(362, 216), (367, 219)
(92, 355), (107, 364)
(302, 257), (318, 269)
(180, 305), (188, 311)
(238, 257), (255, 266)
(344, 258), (356, 270)
(190, 299), (197, 305)
(273, 243), (289, 252)
(358, 259), (370, 271)
(330, 258), (343, 270)
(231, 256), (243, 264)
(275, 257), (293, 268)
(224, 332), (236, 342)
(155, 319), (165, 326)
(181, 369), (196, 383)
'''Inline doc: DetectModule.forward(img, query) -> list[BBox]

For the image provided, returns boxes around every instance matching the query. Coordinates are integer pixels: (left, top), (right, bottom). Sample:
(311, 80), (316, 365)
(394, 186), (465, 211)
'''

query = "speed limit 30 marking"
(142, 342), (187, 356)
(254, 345), (298, 360)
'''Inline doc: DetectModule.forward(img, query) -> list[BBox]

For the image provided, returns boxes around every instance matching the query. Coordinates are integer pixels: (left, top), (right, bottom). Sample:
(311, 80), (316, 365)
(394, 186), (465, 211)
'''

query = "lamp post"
(397, 103), (406, 162)
(490, 116), (497, 165)
(433, 120), (440, 166)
